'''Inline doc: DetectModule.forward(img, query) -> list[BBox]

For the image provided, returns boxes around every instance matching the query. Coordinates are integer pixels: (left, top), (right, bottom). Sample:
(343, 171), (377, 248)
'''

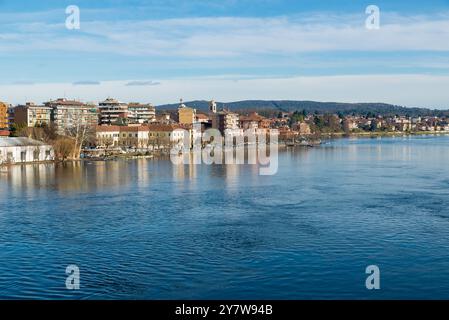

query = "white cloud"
(1, 12), (449, 56)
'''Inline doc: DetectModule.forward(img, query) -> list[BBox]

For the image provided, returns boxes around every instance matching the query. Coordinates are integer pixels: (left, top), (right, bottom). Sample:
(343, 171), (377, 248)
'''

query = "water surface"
(1, 135), (449, 299)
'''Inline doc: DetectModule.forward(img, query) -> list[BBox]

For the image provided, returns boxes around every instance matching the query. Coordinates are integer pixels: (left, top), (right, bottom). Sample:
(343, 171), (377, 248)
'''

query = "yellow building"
(178, 100), (196, 125)
(0, 101), (9, 129)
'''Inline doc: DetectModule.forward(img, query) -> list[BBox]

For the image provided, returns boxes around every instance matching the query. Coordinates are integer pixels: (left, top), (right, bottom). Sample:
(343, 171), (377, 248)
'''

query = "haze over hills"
(157, 100), (449, 117)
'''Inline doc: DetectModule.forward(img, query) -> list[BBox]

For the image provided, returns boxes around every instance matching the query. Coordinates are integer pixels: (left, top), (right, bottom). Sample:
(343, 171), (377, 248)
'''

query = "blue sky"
(1, 0), (449, 107)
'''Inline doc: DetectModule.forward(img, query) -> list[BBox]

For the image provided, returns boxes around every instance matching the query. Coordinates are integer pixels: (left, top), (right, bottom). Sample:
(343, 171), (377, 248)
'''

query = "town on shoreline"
(1, 98), (449, 166)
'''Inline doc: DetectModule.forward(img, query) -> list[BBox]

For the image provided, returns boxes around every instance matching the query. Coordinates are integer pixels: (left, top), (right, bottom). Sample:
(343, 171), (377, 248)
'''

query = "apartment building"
(211, 110), (240, 134)
(45, 98), (98, 133)
(14, 102), (52, 127)
(128, 103), (156, 124)
(99, 98), (128, 125)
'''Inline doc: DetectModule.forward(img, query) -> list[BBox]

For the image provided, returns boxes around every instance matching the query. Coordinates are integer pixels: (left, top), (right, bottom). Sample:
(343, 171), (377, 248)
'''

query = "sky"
(0, 0), (449, 108)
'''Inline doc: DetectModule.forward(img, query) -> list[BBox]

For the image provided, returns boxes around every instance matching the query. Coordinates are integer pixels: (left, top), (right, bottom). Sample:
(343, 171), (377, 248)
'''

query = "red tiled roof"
(146, 124), (182, 132)
(96, 125), (121, 132)
(0, 130), (10, 137)
(196, 113), (209, 120)
(120, 126), (149, 132)
(240, 112), (265, 122)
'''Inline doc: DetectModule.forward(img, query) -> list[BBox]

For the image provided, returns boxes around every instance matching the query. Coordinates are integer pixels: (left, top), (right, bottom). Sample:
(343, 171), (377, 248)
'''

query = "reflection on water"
(2, 136), (449, 299)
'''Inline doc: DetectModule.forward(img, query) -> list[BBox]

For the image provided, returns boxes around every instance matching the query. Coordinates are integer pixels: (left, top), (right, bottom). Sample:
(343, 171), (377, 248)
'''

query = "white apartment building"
(99, 98), (128, 125)
(128, 103), (156, 124)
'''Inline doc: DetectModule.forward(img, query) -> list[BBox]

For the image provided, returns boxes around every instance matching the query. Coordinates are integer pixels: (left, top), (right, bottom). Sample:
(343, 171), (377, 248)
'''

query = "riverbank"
(322, 131), (449, 138)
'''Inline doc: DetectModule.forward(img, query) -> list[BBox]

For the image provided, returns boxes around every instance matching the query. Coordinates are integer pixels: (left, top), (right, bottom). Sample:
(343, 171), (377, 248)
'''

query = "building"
(7, 106), (15, 128)
(196, 113), (210, 124)
(155, 112), (173, 124)
(211, 110), (240, 134)
(147, 124), (185, 146)
(95, 126), (121, 148)
(14, 102), (52, 127)
(119, 126), (150, 149)
(0, 137), (54, 164)
(99, 98), (128, 125)
(128, 103), (156, 124)
(209, 100), (217, 113)
(178, 100), (197, 125)
(0, 101), (9, 129)
(46, 98), (98, 133)
(239, 112), (267, 131)
(298, 122), (312, 135)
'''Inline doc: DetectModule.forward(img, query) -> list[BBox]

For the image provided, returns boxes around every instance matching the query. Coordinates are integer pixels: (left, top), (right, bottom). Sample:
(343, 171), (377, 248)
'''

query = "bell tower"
(209, 100), (217, 114)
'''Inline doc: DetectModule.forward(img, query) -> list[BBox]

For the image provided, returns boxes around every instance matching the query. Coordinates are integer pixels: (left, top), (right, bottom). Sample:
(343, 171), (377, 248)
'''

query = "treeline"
(157, 100), (448, 117)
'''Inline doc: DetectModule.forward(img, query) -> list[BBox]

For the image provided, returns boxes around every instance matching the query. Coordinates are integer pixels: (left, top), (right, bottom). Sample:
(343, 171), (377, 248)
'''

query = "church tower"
(209, 100), (217, 114)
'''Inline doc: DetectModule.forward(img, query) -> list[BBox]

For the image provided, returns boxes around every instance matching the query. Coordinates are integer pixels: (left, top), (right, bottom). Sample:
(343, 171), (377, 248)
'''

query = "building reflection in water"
(2, 160), (136, 196)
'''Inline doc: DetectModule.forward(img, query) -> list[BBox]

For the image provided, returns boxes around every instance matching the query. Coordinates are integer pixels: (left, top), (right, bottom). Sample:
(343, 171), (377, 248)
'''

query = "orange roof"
(146, 124), (182, 132)
(196, 113), (209, 120)
(240, 112), (265, 122)
(96, 125), (121, 132)
(0, 130), (10, 136)
(120, 126), (149, 132)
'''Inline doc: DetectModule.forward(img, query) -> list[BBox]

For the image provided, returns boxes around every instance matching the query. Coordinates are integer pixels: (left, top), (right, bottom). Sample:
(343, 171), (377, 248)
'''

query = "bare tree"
(65, 119), (95, 159)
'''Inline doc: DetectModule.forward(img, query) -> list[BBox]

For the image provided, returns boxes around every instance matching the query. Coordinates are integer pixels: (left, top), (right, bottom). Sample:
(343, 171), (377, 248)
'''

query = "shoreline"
(321, 131), (449, 138)
(2, 132), (449, 168)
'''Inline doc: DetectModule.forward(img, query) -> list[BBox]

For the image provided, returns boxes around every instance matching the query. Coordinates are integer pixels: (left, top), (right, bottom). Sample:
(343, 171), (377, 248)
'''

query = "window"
(21, 151), (27, 162)
(33, 149), (40, 161)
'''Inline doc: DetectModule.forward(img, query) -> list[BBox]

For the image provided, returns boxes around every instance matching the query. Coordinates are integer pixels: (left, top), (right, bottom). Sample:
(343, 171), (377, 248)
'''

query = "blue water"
(2, 135), (449, 299)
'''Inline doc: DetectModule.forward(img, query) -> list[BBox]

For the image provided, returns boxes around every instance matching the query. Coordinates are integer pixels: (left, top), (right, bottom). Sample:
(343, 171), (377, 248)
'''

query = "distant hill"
(157, 100), (448, 117)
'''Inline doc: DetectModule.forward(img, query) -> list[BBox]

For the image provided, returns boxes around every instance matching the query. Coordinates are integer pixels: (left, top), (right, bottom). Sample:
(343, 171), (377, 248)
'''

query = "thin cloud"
(125, 80), (161, 86)
(11, 81), (35, 85)
(73, 81), (101, 86)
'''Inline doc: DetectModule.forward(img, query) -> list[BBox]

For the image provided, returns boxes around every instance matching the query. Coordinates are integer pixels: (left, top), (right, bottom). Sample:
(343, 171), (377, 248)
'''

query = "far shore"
(2, 132), (449, 169)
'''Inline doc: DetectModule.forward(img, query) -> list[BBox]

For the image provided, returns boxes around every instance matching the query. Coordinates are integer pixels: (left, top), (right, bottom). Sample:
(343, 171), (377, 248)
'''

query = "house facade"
(0, 137), (55, 164)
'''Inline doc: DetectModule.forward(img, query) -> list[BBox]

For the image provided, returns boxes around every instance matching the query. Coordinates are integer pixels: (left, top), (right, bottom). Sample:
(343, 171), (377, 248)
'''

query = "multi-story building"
(128, 103), (156, 124)
(148, 124), (185, 146)
(0, 101), (9, 129)
(239, 112), (267, 131)
(95, 126), (121, 148)
(178, 100), (196, 125)
(45, 98), (98, 133)
(98, 98), (128, 125)
(14, 102), (52, 127)
(7, 106), (15, 129)
(96, 125), (155, 149)
(119, 126), (150, 149)
(211, 110), (240, 134)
